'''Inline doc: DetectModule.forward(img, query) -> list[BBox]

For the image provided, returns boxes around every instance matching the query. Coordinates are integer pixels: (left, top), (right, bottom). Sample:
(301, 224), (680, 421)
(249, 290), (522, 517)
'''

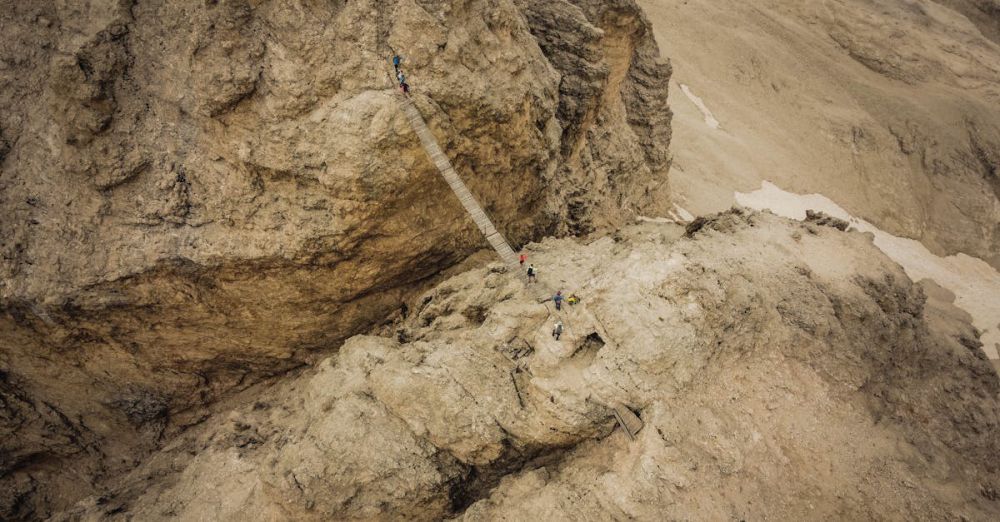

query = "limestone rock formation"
(0, 0), (671, 516)
(53, 211), (1000, 520)
(643, 0), (1000, 269)
(6, 0), (1000, 519)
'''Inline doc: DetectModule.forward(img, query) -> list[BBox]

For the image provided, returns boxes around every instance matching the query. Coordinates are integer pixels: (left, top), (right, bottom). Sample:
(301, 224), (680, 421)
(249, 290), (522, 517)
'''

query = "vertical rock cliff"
(0, 0), (672, 517)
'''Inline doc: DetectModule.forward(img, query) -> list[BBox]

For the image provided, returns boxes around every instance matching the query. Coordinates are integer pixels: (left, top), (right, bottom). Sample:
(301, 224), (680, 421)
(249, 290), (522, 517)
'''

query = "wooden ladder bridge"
(400, 96), (520, 272)
(398, 94), (643, 441)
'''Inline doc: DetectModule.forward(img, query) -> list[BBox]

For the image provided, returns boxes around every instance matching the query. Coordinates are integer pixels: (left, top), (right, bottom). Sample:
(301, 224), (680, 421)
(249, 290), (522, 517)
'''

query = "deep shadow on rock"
(0, 0), (672, 515)
(50, 212), (1000, 521)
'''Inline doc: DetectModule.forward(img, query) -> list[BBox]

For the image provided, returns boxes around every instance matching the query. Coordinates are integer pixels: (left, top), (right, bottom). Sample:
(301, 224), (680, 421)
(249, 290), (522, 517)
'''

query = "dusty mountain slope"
(55, 211), (1000, 521)
(0, 0), (671, 516)
(6, 1), (1000, 519)
(639, 0), (1000, 268)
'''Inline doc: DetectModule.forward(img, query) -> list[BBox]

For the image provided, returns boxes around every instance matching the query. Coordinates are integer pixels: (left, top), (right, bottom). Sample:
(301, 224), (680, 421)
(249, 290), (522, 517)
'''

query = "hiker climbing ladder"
(400, 97), (520, 271)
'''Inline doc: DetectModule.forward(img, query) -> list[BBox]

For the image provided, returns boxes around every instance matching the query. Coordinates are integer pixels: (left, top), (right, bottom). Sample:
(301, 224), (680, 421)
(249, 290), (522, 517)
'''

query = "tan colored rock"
(55, 211), (1000, 521)
(0, 0), (671, 515)
(641, 0), (1000, 269)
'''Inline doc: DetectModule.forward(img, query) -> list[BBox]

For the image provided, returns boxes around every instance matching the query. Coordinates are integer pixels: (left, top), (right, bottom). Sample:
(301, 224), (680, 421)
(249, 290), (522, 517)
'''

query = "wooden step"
(611, 403), (644, 441)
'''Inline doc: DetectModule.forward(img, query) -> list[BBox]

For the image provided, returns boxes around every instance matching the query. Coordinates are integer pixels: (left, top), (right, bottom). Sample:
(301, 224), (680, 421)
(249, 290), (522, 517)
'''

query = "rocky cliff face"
(0, 0), (671, 517)
(50, 211), (1000, 521)
(939, 0), (1000, 44)
(643, 0), (1000, 269)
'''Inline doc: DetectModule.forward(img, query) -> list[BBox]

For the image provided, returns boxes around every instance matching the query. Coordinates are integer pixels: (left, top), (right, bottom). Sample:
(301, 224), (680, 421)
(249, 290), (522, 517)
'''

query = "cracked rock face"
(52, 211), (1000, 521)
(641, 0), (1000, 272)
(0, 0), (670, 516)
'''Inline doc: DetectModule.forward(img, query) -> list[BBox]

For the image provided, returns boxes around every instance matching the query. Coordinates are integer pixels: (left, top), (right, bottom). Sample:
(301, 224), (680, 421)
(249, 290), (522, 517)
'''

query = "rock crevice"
(0, 0), (671, 517)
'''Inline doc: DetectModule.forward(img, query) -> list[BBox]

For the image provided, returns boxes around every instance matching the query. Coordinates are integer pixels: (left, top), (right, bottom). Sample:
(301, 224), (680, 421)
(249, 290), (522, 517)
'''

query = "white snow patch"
(680, 83), (720, 129)
(736, 181), (1000, 360)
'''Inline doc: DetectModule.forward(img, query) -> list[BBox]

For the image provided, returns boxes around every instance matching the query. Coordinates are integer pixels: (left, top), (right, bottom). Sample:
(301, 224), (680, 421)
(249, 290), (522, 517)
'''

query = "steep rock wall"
(0, 0), (672, 517)
(642, 0), (1000, 271)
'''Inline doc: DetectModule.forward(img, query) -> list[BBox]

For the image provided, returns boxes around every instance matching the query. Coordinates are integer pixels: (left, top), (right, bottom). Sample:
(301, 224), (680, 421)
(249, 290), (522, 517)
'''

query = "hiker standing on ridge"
(526, 264), (537, 284)
(552, 321), (563, 341)
(553, 291), (564, 311)
(519, 253), (527, 267)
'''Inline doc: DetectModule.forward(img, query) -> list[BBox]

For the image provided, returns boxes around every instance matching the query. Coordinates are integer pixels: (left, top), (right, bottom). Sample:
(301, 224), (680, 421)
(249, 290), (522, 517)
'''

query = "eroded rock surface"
(642, 0), (1000, 269)
(55, 211), (1000, 521)
(0, 0), (671, 515)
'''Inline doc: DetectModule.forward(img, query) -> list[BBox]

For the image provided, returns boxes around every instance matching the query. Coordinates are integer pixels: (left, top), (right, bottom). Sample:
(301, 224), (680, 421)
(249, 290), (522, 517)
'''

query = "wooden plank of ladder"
(612, 403), (643, 441)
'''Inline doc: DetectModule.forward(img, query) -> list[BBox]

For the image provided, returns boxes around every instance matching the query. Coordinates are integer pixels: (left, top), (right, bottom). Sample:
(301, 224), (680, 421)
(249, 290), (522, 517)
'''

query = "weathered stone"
(51, 212), (1000, 521)
(0, 0), (671, 516)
